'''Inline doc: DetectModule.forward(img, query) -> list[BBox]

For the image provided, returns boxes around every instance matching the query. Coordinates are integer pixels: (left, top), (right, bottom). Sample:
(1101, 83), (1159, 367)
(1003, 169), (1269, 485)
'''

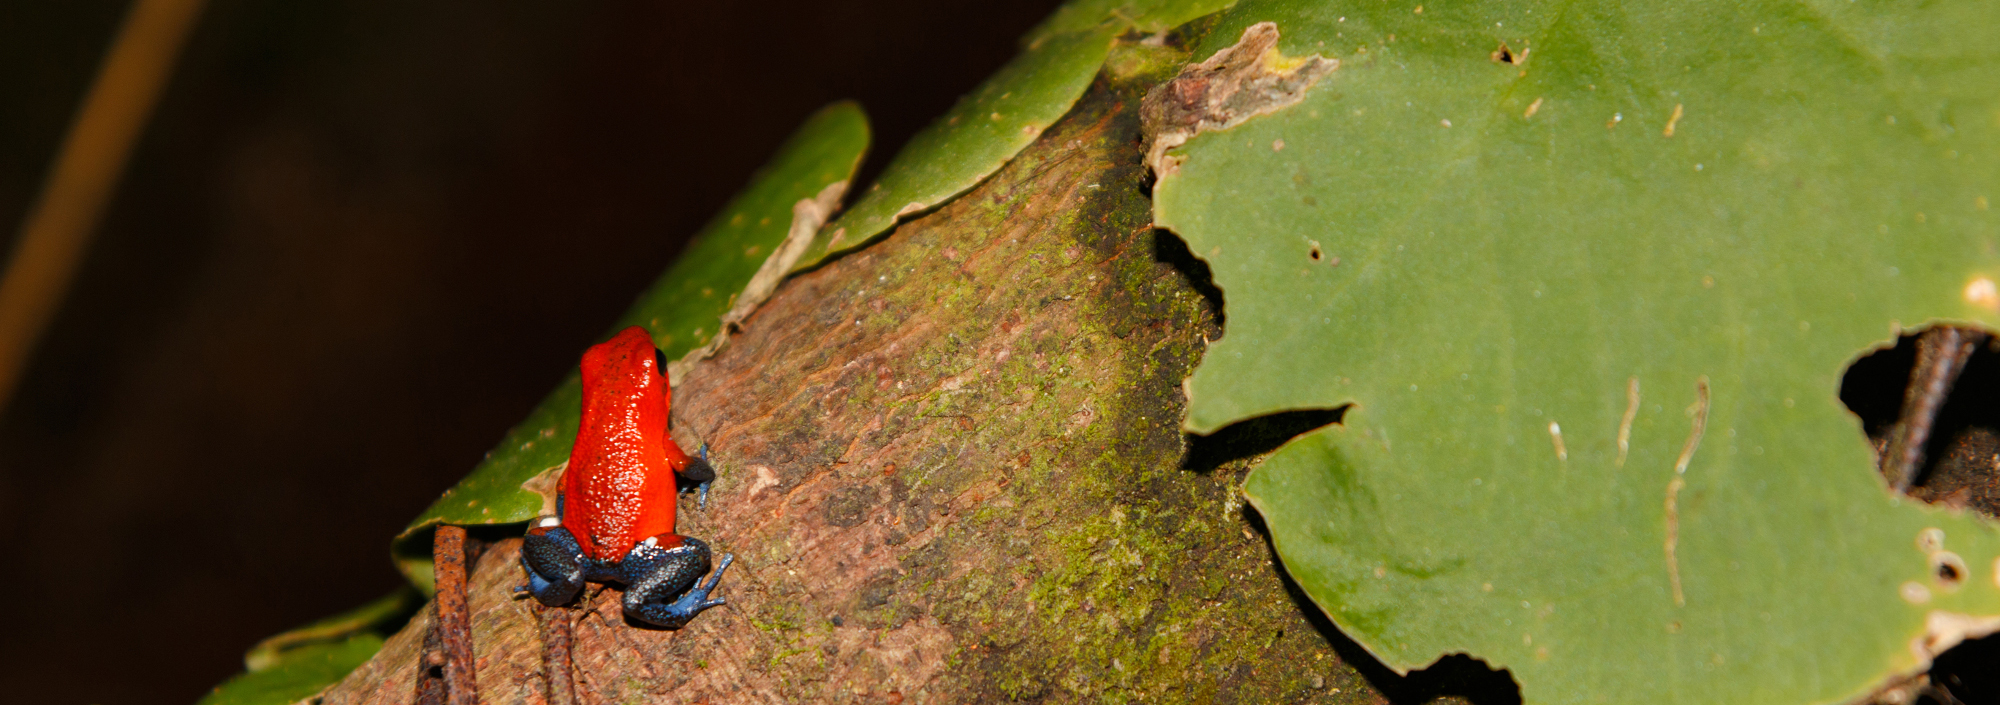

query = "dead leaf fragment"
(519, 462), (567, 518)
(1140, 22), (1337, 177)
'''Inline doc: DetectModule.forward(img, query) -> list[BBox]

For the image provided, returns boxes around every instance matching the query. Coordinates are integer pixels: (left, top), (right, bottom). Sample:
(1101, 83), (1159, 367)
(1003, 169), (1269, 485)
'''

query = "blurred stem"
(0, 0), (207, 411)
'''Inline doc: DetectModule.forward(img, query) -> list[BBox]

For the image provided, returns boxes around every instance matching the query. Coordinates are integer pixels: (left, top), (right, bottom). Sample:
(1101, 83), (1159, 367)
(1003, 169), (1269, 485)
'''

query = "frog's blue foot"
(520, 520), (585, 606)
(679, 444), (716, 510)
(619, 535), (731, 629)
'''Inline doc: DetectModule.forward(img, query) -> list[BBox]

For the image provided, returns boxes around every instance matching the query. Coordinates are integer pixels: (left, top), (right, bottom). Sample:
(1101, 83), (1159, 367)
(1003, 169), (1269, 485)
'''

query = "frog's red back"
(562, 326), (678, 560)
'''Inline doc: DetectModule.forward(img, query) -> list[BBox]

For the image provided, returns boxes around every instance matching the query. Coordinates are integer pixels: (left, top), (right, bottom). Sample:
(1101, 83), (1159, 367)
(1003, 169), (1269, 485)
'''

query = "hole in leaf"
(1842, 325), (2000, 703)
(1926, 632), (2000, 705)
(1838, 324), (2000, 513)
(1309, 246), (1323, 261)
(1932, 551), (1967, 589)
(1183, 407), (1346, 473)
(1490, 42), (1518, 65)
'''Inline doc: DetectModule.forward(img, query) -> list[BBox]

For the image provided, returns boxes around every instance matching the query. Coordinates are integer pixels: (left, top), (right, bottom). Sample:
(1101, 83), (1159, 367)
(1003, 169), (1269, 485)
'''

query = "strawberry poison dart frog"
(520, 326), (731, 628)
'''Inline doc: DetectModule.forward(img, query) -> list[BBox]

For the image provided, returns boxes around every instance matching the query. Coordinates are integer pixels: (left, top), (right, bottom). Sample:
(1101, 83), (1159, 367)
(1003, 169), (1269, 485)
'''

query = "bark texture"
(321, 46), (1408, 704)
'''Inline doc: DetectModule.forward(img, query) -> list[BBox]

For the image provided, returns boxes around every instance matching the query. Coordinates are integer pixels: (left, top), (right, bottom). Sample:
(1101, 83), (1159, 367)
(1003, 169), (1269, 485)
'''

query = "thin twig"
(433, 526), (480, 705)
(0, 0), (207, 411)
(1885, 327), (1988, 492)
(414, 614), (446, 705)
(535, 602), (577, 705)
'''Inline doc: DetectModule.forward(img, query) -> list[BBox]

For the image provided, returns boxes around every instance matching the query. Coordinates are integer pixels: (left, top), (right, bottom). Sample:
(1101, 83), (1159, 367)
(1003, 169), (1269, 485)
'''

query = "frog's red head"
(578, 326), (670, 409)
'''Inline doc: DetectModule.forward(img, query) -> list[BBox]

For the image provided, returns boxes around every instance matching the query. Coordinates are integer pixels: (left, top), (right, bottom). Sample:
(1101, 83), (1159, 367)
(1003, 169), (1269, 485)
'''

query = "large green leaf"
(390, 102), (868, 590)
(793, 0), (1237, 271)
(1153, 1), (2000, 702)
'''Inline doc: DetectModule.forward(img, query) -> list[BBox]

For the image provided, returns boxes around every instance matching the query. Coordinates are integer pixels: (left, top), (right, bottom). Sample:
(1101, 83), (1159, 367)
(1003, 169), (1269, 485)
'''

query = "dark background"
(0, 1), (1060, 702)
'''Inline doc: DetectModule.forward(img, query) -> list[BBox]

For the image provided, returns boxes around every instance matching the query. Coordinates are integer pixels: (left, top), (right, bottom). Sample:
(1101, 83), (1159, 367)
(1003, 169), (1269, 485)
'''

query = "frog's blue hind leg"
(618, 534), (731, 629)
(518, 519), (585, 606)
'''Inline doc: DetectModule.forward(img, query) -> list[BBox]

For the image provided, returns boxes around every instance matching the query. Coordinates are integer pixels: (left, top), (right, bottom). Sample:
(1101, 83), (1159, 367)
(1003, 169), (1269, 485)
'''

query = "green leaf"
(198, 636), (385, 705)
(1026, 0), (1240, 46)
(796, 0), (1233, 270)
(199, 588), (419, 705)
(391, 102), (868, 589)
(616, 101), (872, 362)
(242, 587), (422, 671)
(795, 29), (1117, 270)
(1153, 1), (2000, 702)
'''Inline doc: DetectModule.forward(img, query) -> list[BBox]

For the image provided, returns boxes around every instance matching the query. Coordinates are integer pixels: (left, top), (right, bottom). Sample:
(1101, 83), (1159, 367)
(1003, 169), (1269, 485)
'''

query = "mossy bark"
(320, 45), (1438, 705)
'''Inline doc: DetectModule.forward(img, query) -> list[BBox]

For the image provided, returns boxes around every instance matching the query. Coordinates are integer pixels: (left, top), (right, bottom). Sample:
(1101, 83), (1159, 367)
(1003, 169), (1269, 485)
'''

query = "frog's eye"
(654, 348), (669, 375)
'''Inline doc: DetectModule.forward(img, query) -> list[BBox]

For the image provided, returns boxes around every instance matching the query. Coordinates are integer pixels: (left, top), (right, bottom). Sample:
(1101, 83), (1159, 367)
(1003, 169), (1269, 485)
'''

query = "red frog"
(519, 326), (730, 628)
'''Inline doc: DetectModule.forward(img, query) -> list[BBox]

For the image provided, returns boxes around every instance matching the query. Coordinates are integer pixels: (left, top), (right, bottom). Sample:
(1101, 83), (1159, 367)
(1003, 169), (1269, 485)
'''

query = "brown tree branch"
(320, 55), (1399, 704)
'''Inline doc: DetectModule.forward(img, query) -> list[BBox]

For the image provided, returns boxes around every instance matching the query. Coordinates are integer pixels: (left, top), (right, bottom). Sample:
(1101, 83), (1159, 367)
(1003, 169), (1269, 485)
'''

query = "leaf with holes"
(389, 102), (867, 590)
(1153, 1), (2000, 702)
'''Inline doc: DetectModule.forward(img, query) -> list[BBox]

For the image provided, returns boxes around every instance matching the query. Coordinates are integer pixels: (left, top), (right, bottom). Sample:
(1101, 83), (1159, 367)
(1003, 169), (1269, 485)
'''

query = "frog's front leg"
(676, 444), (717, 510)
(520, 517), (585, 606)
(618, 534), (732, 629)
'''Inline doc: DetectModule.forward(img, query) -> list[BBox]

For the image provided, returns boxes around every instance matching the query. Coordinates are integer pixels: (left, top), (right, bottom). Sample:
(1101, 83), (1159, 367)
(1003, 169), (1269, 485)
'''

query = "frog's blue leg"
(519, 519), (585, 606)
(677, 444), (716, 510)
(618, 534), (731, 629)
